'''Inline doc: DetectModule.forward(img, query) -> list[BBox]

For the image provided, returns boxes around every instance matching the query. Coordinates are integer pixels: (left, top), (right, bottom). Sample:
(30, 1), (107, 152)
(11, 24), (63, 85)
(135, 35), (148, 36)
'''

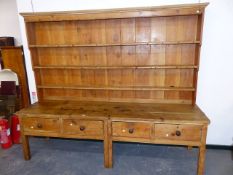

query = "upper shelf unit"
(22, 3), (208, 104)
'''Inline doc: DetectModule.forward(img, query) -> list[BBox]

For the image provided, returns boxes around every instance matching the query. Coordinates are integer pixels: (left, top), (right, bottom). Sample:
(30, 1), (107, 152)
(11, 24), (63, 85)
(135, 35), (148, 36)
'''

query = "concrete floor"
(0, 137), (232, 175)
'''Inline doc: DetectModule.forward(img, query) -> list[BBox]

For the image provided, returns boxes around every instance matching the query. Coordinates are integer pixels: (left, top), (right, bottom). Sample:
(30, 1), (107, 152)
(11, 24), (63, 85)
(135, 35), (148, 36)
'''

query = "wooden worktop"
(16, 101), (210, 124)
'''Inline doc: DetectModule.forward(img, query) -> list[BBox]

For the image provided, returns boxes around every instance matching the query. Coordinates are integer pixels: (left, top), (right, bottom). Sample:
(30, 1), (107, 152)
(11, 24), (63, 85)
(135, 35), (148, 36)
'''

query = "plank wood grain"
(20, 4), (209, 174)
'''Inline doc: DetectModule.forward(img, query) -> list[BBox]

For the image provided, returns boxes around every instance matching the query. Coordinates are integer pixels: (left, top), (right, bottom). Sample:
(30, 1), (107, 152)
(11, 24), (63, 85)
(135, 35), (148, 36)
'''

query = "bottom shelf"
(37, 85), (195, 91)
(37, 86), (194, 104)
(39, 96), (192, 104)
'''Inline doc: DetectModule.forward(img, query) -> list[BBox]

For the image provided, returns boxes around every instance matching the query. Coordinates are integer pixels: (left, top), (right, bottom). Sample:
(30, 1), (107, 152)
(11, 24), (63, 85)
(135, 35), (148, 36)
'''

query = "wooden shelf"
(37, 85), (195, 91)
(25, 5), (205, 104)
(29, 41), (200, 48)
(21, 3), (208, 22)
(33, 65), (198, 70)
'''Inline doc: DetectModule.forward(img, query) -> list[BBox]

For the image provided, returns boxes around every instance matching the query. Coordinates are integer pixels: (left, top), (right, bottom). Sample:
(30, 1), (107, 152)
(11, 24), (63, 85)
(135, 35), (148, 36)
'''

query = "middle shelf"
(37, 85), (195, 91)
(29, 41), (201, 48)
(33, 65), (198, 70)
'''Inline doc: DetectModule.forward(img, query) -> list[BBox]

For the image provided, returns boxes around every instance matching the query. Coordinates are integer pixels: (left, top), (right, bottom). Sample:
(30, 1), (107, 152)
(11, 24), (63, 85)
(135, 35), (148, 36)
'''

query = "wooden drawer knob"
(176, 130), (181, 136)
(80, 126), (85, 131)
(37, 123), (43, 129)
(128, 128), (134, 134)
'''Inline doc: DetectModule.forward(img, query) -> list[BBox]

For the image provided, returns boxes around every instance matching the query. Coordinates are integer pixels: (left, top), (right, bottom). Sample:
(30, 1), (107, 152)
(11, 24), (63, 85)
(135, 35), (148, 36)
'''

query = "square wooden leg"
(197, 125), (208, 175)
(22, 135), (31, 160)
(197, 145), (206, 175)
(104, 121), (112, 168)
(108, 137), (113, 168)
(104, 120), (112, 168)
(188, 146), (193, 150)
(104, 137), (109, 168)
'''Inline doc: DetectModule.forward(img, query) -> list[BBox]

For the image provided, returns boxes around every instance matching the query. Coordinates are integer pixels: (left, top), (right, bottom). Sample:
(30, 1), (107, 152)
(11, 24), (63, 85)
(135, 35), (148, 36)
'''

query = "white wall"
(196, 0), (233, 146)
(15, 0), (233, 146)
(0, 0), (21, 45)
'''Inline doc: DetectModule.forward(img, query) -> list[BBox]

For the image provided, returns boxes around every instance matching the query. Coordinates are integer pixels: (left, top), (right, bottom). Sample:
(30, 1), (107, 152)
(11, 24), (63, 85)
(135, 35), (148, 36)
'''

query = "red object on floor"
(0, 119), (12, 149)
(11, 115), (21, 144)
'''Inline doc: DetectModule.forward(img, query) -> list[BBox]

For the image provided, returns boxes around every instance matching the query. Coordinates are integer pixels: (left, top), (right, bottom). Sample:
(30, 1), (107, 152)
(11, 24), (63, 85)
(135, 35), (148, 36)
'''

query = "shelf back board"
(22, 3), (208, 104)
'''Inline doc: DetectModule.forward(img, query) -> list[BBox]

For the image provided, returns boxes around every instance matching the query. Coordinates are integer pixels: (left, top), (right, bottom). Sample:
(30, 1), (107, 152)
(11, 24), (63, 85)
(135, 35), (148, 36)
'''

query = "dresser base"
(17, 101), (209, 175)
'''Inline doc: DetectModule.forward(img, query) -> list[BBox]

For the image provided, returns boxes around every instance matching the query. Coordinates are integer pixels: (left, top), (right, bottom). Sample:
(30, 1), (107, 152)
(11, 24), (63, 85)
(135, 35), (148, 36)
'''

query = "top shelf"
(29, 41), (201, 48)
(21, 3), (208, 22)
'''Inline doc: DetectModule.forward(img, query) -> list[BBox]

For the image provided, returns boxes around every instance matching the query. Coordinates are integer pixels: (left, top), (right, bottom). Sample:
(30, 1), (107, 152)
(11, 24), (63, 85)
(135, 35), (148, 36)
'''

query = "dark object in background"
(0, 52), (3, 69)
(0, 37), (15, 46)
(0, 36), (15, 72)
(0, 81), (19, 119)
(0, 99), (8, 117)
(0, 95), (19, 120)
(1, 81), (16, 95)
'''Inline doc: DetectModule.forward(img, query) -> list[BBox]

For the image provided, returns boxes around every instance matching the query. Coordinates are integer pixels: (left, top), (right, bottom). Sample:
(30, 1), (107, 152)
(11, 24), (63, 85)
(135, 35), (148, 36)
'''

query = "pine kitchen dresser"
(17, 3), (210, 175)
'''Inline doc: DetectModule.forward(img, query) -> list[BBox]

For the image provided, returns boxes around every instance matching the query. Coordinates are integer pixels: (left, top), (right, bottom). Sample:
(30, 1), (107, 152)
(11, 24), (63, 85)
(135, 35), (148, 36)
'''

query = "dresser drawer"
(154, 124), (202, 141)
(63, 119), (103, 136)
(112, 122), (151, 139)
(23, 117), (60, 132)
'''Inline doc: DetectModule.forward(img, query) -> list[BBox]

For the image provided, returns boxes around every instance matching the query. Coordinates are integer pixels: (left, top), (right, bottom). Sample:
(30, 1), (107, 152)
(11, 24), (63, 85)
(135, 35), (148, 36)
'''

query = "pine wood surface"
(22, 3), (208, 104)
(19, 3), (210, 174)
(17, 100), (209, 124)
(21, 3), (208, 22)
(26, 13), (202, 104)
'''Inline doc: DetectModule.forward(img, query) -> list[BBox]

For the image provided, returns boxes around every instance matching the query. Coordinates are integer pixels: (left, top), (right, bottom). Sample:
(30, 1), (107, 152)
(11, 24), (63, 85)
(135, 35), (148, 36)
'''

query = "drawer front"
(112, 122), (151, 139)
(63, 119), (103, 136)
(154, 124), (202, 141)
(23, 117), (60, 132)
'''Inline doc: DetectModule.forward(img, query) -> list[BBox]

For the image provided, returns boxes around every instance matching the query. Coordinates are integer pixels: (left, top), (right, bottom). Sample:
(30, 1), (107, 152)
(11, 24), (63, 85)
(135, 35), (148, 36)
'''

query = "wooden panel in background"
(136, 18), (151, 42)
(121, 18), (135, 43)
(105, 19), (121, 44)
(1, 46), (30, 108)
